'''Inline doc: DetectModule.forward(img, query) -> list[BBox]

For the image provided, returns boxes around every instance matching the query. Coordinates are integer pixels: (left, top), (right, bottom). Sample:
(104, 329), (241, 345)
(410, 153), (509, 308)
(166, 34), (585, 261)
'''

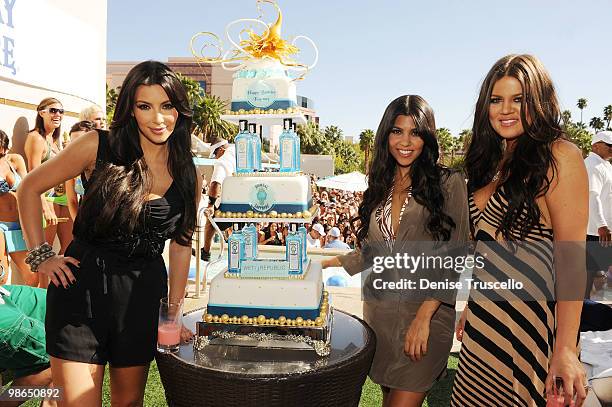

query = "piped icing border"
(204, 290), (329, 326)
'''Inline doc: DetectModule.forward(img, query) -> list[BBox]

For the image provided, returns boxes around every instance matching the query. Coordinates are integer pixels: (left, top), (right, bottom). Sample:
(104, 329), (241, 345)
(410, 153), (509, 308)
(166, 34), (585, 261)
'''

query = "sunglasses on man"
(44, 108), (65, 115)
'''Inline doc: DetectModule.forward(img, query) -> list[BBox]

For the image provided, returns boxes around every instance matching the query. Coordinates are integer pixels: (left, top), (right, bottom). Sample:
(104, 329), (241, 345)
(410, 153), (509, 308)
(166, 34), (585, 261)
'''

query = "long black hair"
(356, 95), (455, 244)
(78, 61), (196, 245)
(465, 54), (563, 240)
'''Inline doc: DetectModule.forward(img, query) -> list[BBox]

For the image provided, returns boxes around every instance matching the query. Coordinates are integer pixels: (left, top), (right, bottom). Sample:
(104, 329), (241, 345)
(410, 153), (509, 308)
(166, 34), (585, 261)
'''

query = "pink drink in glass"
(158, 323), (181, 344)
(157, 297), (183, 353)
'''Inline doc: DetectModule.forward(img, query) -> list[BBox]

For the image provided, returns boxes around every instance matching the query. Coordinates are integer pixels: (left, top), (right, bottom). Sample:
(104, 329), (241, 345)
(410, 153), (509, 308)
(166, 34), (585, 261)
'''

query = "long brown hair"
(77, 61), (196, 246)
(356, 95), (455, 243)
(31, 98), (62, 141)
(465, 54), (564, 239)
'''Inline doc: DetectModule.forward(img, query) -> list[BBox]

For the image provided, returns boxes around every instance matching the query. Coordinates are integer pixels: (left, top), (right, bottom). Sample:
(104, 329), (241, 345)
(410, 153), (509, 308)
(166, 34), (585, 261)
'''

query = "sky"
(107, 0), (612, 139)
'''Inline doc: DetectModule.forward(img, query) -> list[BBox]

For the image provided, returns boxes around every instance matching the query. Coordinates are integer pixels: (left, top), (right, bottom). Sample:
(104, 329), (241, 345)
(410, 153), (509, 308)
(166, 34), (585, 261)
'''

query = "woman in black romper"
(18, 61), (201, 407)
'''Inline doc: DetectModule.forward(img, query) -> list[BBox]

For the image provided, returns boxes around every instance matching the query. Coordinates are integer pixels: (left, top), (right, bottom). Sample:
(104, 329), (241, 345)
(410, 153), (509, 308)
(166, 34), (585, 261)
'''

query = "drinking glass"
(157, 298), (182, 353)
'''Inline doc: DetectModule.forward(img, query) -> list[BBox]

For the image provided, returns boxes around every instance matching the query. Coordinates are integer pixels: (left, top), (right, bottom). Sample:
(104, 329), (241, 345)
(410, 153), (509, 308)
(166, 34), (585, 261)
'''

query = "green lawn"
(19, 354), (459, 406)
(359, 354), (459, 407)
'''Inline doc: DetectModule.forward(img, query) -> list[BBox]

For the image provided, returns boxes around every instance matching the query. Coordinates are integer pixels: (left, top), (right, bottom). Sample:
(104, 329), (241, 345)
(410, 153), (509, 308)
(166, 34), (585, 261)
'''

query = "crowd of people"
(252, 187), (362, 250)
(0, 54), (610, 407)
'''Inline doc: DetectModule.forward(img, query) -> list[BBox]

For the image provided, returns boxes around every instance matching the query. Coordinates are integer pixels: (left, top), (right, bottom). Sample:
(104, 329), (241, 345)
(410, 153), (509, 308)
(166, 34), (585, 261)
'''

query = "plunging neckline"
(469, 187), (553, 234)
(146, 181), (175, 203)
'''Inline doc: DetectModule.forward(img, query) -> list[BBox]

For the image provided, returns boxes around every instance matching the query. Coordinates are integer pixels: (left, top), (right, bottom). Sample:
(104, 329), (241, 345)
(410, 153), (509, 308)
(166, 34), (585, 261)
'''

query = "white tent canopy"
(315, 171), (368, 192)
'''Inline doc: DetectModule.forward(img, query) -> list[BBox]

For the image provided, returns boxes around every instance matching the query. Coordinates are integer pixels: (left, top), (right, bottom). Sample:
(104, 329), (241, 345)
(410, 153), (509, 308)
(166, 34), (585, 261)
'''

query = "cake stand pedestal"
(156, 308), (375, 407)
(194, 307), (333, 357)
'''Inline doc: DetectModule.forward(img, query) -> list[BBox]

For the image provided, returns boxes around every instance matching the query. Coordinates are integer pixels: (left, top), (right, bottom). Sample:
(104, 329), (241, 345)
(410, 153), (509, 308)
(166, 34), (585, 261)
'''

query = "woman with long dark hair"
(18, 61), (200, 406)
(451, 55), (589, 407)
(322, 95), (469, 406)
(24, 98), (73, 264)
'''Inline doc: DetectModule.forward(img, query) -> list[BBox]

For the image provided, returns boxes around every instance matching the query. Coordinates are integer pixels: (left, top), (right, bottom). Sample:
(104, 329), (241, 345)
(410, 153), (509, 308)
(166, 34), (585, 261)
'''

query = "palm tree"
(358, 129), (375, 174)
(458, 129), (472, 153)
(105, 84), (120, 125)
(561, 110), (572, 127)
(577, 98), (588, 125)
(604, 105), (612, 130)
(436, 128), (454, 163)
(297, 122), (333, 155)
(324, 126), (344, 146)
(196, 95), (237, 142)
(589, 117), (605, 134)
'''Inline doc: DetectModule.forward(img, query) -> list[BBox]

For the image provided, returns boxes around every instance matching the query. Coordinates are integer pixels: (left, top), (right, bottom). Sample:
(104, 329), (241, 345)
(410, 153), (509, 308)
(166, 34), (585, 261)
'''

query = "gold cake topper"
(190, 0), (318, 80)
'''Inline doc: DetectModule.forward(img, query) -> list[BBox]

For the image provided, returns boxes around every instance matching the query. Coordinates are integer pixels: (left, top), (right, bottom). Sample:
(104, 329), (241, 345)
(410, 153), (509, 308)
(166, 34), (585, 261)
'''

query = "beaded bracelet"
(25, 243), (55, 272)
(25, 242), (53, 264)
(29, 250), (57, 273)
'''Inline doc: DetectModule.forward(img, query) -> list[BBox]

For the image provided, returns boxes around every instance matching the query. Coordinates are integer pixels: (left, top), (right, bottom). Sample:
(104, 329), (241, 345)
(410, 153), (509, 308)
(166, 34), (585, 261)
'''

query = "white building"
(0, 0), (107, 154)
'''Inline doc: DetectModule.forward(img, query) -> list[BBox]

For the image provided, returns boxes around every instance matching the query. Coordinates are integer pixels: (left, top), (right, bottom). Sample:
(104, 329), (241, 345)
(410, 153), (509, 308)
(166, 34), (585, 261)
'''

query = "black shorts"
(45, 240), (168, 367)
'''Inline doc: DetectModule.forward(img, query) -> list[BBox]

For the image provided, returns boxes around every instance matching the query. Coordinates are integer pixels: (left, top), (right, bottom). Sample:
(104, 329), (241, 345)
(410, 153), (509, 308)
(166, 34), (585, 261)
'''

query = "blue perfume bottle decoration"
(235, 120), (253, 173)
(292, 123), (301, 171)
(279, 118), (296, 172)
(248, 123), (262, 171)
(227, 224), (245, 273)
(298, 225), (308, 262)
(242, 223), (258, 260)
(286, 224), (303, 274)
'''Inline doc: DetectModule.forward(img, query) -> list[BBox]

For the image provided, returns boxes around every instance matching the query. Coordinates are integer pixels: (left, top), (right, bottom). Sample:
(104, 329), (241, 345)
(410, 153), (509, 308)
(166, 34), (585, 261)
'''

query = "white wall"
(0, 0), (107, 151)
(302, 154), (334, 178)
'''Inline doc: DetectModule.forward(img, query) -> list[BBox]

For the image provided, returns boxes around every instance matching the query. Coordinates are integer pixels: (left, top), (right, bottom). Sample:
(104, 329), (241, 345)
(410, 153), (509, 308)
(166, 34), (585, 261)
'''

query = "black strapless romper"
(45, 131), (185, 366)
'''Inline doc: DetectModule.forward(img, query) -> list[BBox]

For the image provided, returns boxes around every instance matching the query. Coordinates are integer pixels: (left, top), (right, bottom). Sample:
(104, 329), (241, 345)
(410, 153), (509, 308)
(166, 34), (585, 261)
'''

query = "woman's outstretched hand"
(180, 324), (194, 344)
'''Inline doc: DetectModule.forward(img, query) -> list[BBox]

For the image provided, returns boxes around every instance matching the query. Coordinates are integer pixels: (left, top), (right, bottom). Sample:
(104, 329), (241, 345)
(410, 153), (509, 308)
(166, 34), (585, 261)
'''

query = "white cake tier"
(231, 59), (297, 113)
(218, 174), (312, 215)
(207, 261), (323, 320)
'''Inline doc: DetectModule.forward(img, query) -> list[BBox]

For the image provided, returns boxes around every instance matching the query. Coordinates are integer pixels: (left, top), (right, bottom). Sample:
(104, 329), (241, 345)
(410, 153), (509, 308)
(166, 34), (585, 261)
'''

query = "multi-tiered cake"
(200, 117), (331, 355)
(193, 1), (329, 355)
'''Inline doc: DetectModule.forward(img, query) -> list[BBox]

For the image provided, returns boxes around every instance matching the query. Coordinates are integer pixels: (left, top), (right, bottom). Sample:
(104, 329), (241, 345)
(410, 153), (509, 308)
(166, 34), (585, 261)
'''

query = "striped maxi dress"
(451, 188), (555, 407)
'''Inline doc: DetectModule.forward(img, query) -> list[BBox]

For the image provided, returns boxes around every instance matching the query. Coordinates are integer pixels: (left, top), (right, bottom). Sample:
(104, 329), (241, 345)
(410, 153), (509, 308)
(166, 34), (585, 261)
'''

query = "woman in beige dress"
(322, 95), (469, 406)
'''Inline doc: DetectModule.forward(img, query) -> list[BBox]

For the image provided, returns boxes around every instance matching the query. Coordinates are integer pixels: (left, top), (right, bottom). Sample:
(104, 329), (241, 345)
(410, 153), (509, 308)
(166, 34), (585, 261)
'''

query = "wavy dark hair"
(0, 129), (9, 151)
(78, 61), (196, 246)
(355, 95), (455, 244)
(465, 54), (563, 240)
(31, 97), (62, 141)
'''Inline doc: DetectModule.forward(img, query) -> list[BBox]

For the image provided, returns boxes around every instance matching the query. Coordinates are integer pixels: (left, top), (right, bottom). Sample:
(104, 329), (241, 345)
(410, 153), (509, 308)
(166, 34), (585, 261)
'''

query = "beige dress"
(339, 171), (469, 392)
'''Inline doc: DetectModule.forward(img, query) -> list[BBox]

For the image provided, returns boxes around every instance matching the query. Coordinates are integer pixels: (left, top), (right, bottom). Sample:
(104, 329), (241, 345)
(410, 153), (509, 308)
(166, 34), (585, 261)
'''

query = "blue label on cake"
(246, 80), (277, 109)
(249, 183), (275, 212)
(241, 259), (289, 276)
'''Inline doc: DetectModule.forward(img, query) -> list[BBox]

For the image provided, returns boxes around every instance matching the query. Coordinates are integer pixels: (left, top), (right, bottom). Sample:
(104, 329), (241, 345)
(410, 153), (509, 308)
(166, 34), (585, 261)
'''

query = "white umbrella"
(315, 171), (368, 192)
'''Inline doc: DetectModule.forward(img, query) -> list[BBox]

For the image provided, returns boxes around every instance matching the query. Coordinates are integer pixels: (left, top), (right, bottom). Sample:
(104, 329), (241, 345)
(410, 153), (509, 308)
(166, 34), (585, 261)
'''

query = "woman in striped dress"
(451, 54), (589, 407)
